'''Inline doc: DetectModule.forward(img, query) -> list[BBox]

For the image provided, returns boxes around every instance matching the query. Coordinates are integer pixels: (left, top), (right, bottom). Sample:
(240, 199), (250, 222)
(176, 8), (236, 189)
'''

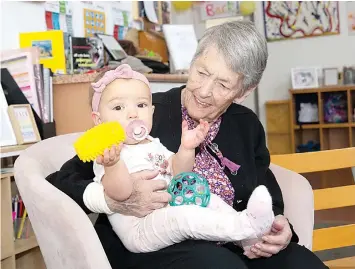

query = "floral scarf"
(181, 106), (235, 206)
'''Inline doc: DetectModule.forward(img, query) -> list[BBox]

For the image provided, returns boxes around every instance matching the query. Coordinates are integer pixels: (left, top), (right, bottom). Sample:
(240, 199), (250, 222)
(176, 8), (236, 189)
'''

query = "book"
(0, 48), (42, 119)
(33, 63), (45, 121)
(70, 36), (105, 73)
(19, 30), (68, 75)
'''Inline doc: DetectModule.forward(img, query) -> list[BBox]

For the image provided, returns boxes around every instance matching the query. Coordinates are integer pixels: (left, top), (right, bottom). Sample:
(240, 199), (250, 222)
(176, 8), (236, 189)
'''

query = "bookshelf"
(290, 84), (355, 153)
(1, 147), (45, 269)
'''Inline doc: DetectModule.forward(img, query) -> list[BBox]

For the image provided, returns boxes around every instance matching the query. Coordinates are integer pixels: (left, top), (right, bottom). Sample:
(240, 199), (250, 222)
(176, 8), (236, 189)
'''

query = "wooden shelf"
(294, 123), (352, 129)
(322, 123), (351, 128)
(0, 144), (35, 158)
(14, 237), (38, 255)
(1, 144), (34, 154)
(290, 84), (355, 94)
(294, 124), (320, 129)
(1, 176), (15, 261)
(1, 149), (45, 269)
(1, 172), (14, 179)
(289, 85), (355, 152)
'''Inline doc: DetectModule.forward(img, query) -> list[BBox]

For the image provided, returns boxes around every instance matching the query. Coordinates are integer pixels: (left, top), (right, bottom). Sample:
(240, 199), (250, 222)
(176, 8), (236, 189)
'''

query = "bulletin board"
(41, 1), (133, 38)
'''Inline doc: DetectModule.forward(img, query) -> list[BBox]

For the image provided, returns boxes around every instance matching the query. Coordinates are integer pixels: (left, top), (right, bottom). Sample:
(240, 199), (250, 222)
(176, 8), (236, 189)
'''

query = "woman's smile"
(194, 95), (211, 108)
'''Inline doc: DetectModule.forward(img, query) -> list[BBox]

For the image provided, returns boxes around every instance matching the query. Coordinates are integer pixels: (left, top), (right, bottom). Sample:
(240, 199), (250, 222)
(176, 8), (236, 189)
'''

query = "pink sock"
(241, 185), (275, 256)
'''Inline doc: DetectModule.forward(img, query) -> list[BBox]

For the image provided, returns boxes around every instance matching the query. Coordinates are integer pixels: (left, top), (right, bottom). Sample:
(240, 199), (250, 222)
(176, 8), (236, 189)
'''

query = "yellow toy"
(74, 121), (126, 162)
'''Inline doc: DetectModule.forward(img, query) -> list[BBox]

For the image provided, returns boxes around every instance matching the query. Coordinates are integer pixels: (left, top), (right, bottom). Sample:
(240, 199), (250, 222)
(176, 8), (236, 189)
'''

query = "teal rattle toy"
(167, 172), (211, 207)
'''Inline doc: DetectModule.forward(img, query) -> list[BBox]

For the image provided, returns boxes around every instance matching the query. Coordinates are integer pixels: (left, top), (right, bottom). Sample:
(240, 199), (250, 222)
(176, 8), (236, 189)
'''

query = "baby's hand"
(96, 144), (123, 167)
(181, 119), (209, 150)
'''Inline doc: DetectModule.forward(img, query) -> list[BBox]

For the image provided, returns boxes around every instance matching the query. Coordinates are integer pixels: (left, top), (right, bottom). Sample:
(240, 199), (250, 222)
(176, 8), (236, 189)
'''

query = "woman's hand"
(249, 215), (292, 258)
(104, 170), (172, 217)
(96, 144), (123, 167)
(181, 120), (209, 150)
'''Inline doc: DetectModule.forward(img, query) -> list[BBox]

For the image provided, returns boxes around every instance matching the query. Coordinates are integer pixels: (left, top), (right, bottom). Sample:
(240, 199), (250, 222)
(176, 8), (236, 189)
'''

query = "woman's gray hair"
(192, 20), (268, 92)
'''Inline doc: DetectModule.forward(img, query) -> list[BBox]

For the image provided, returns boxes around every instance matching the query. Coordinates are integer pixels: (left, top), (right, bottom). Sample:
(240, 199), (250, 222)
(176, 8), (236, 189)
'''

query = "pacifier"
(126, 120), (148, 141)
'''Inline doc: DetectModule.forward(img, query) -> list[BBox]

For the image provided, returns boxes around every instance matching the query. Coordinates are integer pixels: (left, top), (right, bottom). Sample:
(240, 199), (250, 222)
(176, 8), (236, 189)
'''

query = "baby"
(84, 64), (275, 256)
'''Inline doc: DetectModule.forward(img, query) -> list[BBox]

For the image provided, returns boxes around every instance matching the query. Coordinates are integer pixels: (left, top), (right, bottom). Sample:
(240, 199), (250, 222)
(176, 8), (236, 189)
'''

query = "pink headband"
(91, 64), (150, 112)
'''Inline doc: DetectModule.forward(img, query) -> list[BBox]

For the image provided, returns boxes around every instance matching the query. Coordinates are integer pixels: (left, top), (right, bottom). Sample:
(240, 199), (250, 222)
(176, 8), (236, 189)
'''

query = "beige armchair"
(14, 134), (314, 269)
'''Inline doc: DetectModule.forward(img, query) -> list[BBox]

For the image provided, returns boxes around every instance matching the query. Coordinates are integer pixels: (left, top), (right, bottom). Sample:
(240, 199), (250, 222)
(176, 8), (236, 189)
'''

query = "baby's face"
(94, 78), (154, 144)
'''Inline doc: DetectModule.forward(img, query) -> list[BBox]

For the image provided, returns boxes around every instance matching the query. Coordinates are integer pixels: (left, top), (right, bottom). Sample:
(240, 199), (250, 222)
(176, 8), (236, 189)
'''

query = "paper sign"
(200, 1), (239, 21)
(163, 25), (198, 71)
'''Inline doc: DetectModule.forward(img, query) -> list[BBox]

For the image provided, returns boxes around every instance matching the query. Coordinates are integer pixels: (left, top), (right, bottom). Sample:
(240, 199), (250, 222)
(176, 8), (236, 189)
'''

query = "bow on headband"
(91, 64), (150, 112)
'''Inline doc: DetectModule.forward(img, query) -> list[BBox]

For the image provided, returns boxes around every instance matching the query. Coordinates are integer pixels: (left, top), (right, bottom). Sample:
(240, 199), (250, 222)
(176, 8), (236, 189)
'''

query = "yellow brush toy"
(74, 121), (126, 162)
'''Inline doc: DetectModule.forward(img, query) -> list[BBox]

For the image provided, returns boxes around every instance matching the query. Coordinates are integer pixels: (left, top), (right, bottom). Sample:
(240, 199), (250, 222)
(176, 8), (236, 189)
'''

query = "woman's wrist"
(104, 192), (121, 213)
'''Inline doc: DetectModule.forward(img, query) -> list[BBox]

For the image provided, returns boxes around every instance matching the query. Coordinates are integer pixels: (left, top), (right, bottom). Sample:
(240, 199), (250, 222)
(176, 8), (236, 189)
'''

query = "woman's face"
(183, 45), (251, 123)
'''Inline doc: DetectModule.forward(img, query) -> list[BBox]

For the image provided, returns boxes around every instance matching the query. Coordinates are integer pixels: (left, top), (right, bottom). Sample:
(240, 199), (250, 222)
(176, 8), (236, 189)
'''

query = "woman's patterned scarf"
(181, 106), (235, 206)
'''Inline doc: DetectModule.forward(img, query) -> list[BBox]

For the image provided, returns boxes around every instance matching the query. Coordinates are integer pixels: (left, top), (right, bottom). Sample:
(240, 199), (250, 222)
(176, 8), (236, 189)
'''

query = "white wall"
(254, 1), (355, 127)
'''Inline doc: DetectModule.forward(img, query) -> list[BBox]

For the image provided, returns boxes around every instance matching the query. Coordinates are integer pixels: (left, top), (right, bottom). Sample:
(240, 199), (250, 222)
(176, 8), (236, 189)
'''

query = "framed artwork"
(291, 67), (319, 89)
(343, 66), (355, 85)
(7, 104), (41, 145)
(263, 1), (340, 41)
(323, 68), (339, 86)
(348, 1), (355, 36)
(0, 85), (17, 147)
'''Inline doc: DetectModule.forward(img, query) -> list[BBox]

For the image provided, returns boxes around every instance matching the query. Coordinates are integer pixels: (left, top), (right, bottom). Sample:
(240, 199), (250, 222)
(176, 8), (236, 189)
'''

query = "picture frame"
(343, 66), (355, 85)
(323, 68), (339, 86)
(7, 104), (41, 145)
(291, 67), (319, 89)
(0, 85), (17, 147)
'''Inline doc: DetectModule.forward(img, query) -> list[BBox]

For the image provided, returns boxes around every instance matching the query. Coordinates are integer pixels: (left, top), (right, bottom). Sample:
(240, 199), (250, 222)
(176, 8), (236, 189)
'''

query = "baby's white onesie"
(90, 136), (274, 253)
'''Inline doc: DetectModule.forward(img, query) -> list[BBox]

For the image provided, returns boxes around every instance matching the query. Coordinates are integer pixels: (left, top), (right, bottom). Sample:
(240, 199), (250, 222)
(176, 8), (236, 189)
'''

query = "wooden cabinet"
(265, 100), (292, 154)
(1, 145), (46, 269)
(290, 85), (355, 153)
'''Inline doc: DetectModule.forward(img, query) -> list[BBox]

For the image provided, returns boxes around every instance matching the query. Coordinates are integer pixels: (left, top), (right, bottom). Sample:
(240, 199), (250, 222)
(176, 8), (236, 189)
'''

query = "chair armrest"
(270, 163), (314, 250)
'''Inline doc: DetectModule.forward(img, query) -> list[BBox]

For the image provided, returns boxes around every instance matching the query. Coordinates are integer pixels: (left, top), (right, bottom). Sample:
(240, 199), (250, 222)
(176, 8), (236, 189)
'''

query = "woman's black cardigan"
(46, 86), (298, 253)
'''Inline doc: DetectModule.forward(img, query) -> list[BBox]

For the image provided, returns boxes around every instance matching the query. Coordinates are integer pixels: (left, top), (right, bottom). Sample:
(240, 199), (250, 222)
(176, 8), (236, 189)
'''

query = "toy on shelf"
(296, 140), (321, 153)
(168, 172), (211, 207)
(324, 93), (348, 123)
(74, 121), (126, 162)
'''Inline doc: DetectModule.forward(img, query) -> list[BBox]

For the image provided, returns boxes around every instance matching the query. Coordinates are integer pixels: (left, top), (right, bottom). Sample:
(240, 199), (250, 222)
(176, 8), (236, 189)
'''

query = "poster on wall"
(70, 37), (105, 73)
(347, 1), (355, 36)
(263, 1), (340, 41)
(112, 4), (130, 40)
(84, 8), (106, 37)
(45, 1), (73, 35)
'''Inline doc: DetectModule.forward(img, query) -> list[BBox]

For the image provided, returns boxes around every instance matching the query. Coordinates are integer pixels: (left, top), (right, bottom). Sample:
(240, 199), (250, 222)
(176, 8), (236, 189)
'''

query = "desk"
(53, 73), (188, 135)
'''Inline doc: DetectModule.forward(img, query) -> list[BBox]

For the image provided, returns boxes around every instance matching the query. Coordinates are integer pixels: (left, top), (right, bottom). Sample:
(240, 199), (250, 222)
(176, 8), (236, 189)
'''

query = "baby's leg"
(207, 193), (236, 213)
(108, 186), (273, 254)
(240, 185), (275, 257)
(108, 196), (268, 253)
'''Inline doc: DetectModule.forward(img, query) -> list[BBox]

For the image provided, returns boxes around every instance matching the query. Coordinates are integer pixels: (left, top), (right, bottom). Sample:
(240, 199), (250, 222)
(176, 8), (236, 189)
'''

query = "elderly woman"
(47, 21), (327, 269)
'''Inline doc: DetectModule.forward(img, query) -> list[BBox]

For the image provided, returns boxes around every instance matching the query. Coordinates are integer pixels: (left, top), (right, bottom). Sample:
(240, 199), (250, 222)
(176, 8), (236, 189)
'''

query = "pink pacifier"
(126, 120), (148, 141)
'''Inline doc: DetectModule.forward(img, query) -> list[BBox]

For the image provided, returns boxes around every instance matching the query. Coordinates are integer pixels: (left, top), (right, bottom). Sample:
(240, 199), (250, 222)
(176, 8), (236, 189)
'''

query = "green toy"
(167, 172), (211, 207)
